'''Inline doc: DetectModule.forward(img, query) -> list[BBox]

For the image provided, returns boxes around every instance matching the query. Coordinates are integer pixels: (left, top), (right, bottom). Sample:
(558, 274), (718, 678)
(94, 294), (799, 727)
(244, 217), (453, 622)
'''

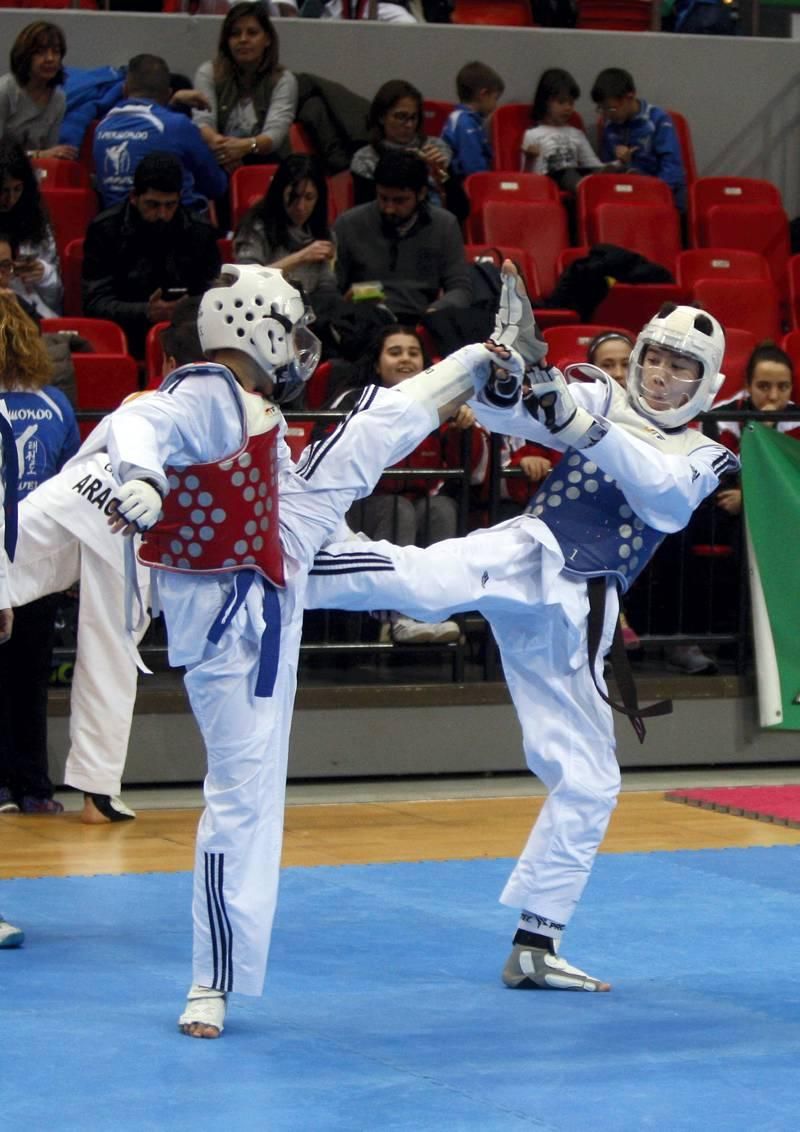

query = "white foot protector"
(178, 984), (227, 1037)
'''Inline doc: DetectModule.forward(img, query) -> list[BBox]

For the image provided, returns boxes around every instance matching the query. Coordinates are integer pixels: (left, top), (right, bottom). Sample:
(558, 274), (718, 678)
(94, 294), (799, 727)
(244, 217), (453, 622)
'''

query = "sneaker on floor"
(19, 795), (64, 814)
(0, 787), (19, 813)
(82, 793), (136, 824)
(390, 615), (439, 644)
(0, 917), (24, 948)
(179, 984), (227, 1038)
(666, 644), (718, 675)
(502, 943), (610, 992)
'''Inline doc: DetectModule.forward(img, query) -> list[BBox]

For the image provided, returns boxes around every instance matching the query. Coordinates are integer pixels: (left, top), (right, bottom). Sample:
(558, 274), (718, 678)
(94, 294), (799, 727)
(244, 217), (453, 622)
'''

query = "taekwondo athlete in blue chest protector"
(306, 268), (739, 993)
(107, 263), (511, 1038)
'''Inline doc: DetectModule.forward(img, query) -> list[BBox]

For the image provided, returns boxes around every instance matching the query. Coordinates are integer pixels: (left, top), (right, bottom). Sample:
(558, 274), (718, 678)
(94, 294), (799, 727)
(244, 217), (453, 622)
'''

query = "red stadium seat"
(543, 323), (632, 362)
(31, 157), (91, 189)
(229, 165), (277, 229)
(590, 201), (682, 274)
(73, 353), (140, 439)
(452, 0), (533, 25)
(465, 244), (542, 299)
(490, 103), (530, 172)
(714, 327), (757, 405)
(217, 237), (234, 263)
(780, 330), (800, 401)
(577, 173), (674, 246)
(283, 418), (316, 462)
(327, 170), (354, 223)
(676, 249), (771, 291)
(699, 204), (790, 293)
(591, 283), (687, 335)
(576, 0), (652, 29)
(145, 321), (170, 387)
(666, 109), (697, 186)
(61, 238), (84, 318)
(464, 171), (559, 242)
(423, 100), (456, 138)
(305, 360), (333, 411)
(41, 316), (128, 355)
(556, 246), (590, 276)
(289, 122), (317, 155)
(40, 187), (98, 259)
(786, 255), (800, 330)
(482, 199), (569, 296)
(689, 176), (783, 245)
(692, 276), (782, 342)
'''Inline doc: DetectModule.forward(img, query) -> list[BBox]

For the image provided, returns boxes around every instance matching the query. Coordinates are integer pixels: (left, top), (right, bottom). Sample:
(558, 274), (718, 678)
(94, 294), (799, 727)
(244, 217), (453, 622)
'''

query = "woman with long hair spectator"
(0, 292), (79, 814)
(350, 79), (451, 205)
(233, 154), (338, 321)
(192, 1), (297, 173)
(0, 141), (62, 317)
(0, 21), (76, 161)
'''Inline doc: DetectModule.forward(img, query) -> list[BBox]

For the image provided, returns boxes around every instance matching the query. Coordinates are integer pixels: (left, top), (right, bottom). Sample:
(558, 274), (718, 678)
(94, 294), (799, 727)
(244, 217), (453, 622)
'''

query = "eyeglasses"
(0, 260), (14, 273)
(387, 111), (419, 124)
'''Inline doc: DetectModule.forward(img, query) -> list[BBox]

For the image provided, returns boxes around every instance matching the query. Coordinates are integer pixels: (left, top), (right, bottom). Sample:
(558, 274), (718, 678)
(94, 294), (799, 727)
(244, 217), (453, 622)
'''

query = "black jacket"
(81, 200), (220, 354)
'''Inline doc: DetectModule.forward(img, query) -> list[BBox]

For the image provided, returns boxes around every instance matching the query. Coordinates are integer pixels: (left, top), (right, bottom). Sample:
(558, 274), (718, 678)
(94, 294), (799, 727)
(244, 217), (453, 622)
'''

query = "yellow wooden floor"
(2, 791), (800, 879)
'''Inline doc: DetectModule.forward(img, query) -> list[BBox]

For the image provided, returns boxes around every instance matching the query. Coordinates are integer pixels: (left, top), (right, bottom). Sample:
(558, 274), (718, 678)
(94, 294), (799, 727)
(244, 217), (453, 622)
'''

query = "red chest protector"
(138, 425), (285, 588)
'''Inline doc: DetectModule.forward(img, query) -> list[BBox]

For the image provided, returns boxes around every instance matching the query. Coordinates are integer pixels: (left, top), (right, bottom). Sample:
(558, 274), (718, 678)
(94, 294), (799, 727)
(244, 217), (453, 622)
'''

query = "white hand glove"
(492, 266), (548, 367)
(116, 479), (164, 531)
(523, 366), (608, 449)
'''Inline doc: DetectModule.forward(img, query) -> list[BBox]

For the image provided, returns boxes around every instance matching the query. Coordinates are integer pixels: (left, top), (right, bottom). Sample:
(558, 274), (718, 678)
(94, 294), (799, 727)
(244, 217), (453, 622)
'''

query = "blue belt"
(207, 569), (281, 698)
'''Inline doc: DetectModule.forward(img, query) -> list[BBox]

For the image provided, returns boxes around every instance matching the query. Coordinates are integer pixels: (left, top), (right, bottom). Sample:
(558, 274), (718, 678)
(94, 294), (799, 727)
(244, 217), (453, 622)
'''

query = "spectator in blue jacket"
(591, 67), (686, 211)
(94, 54), (227, 214)
(441, 60), (505, 178)
(0, 289), (79, 814)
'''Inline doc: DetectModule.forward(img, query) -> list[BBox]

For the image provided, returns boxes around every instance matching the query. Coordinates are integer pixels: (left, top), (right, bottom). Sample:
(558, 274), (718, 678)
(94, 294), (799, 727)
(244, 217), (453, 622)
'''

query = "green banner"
(741, 423), (800, 730)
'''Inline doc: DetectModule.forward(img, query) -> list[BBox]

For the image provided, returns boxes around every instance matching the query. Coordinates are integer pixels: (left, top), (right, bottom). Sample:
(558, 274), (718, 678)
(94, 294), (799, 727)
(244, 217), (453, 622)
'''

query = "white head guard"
(198, 264), (321, 403)
(627, 304), (726, 429)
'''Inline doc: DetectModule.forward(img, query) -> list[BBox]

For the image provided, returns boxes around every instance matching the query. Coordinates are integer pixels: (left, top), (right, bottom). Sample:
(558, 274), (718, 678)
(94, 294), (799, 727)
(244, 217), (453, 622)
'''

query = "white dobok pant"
(306, 515), (622, 928)
(7, 500), (147, 798)
(150, 388), (438, 997)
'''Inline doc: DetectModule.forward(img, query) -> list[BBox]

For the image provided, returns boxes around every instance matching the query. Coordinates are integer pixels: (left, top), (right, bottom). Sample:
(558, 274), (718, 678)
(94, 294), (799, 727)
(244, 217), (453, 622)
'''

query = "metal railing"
(61, 405), (798, 685)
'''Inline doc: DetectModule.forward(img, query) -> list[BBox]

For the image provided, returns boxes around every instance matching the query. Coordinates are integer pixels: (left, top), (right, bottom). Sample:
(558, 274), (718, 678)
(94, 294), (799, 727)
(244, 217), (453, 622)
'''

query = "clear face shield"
(630, 342), (703, 421)
(291, 320), (322, 385)
(270, 314), (322, 404)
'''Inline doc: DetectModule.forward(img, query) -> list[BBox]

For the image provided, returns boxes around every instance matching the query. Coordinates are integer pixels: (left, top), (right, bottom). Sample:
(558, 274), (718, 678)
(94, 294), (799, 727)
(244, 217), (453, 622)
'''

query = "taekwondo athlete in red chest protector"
(306, 268), (740, 993)
(107, 263), (514, 1037)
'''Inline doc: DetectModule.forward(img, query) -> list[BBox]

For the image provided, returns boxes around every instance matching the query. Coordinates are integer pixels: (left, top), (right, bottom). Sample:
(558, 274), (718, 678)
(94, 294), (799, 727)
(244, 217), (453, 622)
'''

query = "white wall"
(1, 12), (800, 212)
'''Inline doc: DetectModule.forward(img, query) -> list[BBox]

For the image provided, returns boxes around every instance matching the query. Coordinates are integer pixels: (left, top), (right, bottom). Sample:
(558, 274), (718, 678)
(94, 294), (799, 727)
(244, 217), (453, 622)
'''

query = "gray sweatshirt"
(333, 201), (470, 321)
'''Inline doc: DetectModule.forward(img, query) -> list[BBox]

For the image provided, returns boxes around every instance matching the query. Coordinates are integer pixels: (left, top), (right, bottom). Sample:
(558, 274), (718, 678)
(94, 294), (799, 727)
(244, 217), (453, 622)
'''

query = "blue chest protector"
(527, 450), (664, 594)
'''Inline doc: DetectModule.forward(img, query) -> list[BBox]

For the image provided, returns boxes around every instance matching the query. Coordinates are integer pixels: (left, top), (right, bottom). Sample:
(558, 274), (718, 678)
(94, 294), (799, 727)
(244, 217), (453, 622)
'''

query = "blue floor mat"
(3, 847), (800, 1131)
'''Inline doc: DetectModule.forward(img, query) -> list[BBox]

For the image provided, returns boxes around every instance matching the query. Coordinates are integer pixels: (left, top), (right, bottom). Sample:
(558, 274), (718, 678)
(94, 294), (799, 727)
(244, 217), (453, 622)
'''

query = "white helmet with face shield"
(627, 304), (726, 429)
(198, 264), (321, 403)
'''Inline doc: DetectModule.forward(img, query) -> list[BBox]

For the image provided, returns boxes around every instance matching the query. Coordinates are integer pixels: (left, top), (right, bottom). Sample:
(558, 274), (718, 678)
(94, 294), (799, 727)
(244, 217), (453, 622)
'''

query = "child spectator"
(441, 60), (505, 178)
(521, 68), (611, 192)
(591, 67), (686, 210)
